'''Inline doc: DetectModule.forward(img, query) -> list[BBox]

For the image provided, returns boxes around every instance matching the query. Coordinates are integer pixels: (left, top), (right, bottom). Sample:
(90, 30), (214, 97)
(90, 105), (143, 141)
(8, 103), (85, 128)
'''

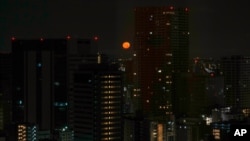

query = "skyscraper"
(69, 60), (123, 141)
(134, 6), (189, 117)
(222, 56), (250, 115)
(0, 52), (12, 132)
(11, 38), (69, 137)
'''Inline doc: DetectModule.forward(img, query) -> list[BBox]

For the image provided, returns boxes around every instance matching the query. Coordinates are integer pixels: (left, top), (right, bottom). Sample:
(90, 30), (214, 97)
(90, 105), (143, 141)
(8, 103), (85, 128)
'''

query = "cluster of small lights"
(213, 129), (220, 140)
(54, 102), (68, 107)
(102, 85), (120, 89)
(159, 106), (169, 109)
(101, 75), (120, 78)
(18, 125), (27, 141)
(11, 34), (103, 42)
(103, 96), (120, 99)
(166, 81), (172, 84)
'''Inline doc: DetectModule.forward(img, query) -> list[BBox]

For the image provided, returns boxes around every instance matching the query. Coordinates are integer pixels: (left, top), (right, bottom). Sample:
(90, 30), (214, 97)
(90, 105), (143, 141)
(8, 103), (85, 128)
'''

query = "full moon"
(122, 41), (130, 49)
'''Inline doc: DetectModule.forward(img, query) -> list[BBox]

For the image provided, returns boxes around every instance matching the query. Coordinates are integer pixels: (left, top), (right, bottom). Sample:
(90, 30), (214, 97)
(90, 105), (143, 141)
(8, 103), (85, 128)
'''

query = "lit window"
(37, 63), (42, 67)
(54, 82), (60, 86)
(18, 100), (23, 105)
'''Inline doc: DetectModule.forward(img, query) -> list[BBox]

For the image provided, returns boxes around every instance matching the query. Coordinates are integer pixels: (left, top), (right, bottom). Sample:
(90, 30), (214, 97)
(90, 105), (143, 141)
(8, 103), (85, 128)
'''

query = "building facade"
(222, 56), (250, 115)
(69, 62), (123, 141)
(0, 52), (12, 132)
(134, 6), (189, 118)
(11, 38), (69, 138)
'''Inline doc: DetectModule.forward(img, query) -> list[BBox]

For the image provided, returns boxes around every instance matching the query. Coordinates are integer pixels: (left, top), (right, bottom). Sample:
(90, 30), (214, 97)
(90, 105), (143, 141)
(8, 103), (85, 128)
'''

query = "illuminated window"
(166, 23), (171, 26)
(37, 63), (42, 67)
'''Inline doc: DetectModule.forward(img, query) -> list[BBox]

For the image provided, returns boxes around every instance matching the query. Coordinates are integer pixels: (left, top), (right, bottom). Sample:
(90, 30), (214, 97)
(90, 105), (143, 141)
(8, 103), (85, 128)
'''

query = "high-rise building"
(172, 57), (224, 118)
(134, 6), (189, 117)
(11, 37), (85, 140)
(222, 56), (250, 115)
(69, 61), (123, 141)
(11, 37), (99, 139)
(0, 52), (12, 132)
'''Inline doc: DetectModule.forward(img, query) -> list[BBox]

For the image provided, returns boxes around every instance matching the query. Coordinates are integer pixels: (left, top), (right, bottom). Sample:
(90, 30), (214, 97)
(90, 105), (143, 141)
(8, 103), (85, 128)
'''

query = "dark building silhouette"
(69, 58), (123, 141)
(134, 6), (189, 118)
(222, 56), (250, 115)
(11, 37), (99, 140)
(11, 38), (73, 139)
(0, 52), (12, 140)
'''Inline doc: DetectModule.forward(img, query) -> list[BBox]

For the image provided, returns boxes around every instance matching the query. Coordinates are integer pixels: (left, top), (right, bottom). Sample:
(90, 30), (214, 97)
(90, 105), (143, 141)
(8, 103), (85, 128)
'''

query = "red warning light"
(170, 6), (174, 10)
(66, 35), (71, 40)
(185, 8), (189, 12)
(94, 36), (98, 41)
(194, 59), (198, 64)
(210, 73), (214, 77)
(40, 38), (44, 41)
(11, 37), (16, 41)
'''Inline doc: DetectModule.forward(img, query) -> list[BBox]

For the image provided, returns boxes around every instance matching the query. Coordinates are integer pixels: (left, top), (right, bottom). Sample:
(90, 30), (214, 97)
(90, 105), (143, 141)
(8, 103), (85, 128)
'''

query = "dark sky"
(1, 0), (250, 59)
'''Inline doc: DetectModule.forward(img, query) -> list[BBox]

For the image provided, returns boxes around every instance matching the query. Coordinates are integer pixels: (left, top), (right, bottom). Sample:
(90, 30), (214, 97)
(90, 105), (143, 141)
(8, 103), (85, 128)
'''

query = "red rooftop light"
(66, 35), (71, 40)
(185, 8), (188, 12)
(194, 59), (198, 64)
(210, 73), (214, 77)
(170, 6), (174, 10)
(94, 36), (98, 41)
(40, 38), (44, 41)
(11, 37), (16, 41)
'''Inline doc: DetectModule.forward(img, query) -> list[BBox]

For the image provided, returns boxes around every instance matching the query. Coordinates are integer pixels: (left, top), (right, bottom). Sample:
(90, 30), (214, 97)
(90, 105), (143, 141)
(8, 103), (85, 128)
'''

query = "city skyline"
(1, 2), (250, 140)
(1, 0), (250, 59)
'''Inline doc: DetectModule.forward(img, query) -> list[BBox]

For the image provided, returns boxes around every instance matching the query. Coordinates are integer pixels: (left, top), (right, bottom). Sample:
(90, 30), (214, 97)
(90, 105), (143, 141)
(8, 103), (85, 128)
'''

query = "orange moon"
(122, 42), (130, 49)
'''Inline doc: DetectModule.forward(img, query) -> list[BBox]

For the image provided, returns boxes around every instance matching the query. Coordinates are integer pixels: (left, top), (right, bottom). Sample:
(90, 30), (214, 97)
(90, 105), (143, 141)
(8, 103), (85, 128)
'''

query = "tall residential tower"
(11, 37), (96, 139)
(12, 38), (69, 134)
(134, 6), (189, 117)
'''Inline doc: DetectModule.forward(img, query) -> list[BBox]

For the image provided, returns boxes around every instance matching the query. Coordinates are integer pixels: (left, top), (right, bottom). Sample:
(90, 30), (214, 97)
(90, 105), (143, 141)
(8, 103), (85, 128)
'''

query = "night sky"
(1, 0), (250, 59)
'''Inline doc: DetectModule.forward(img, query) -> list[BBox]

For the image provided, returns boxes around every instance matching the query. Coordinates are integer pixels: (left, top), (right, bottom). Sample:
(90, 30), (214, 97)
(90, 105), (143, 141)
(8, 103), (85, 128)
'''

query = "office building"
(0, 53), (12, 131)
(69, 61), (123, 141)
(222, 56), (250, 115)
(134, 6), (189, 117)
(12, 38), (69, 134)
